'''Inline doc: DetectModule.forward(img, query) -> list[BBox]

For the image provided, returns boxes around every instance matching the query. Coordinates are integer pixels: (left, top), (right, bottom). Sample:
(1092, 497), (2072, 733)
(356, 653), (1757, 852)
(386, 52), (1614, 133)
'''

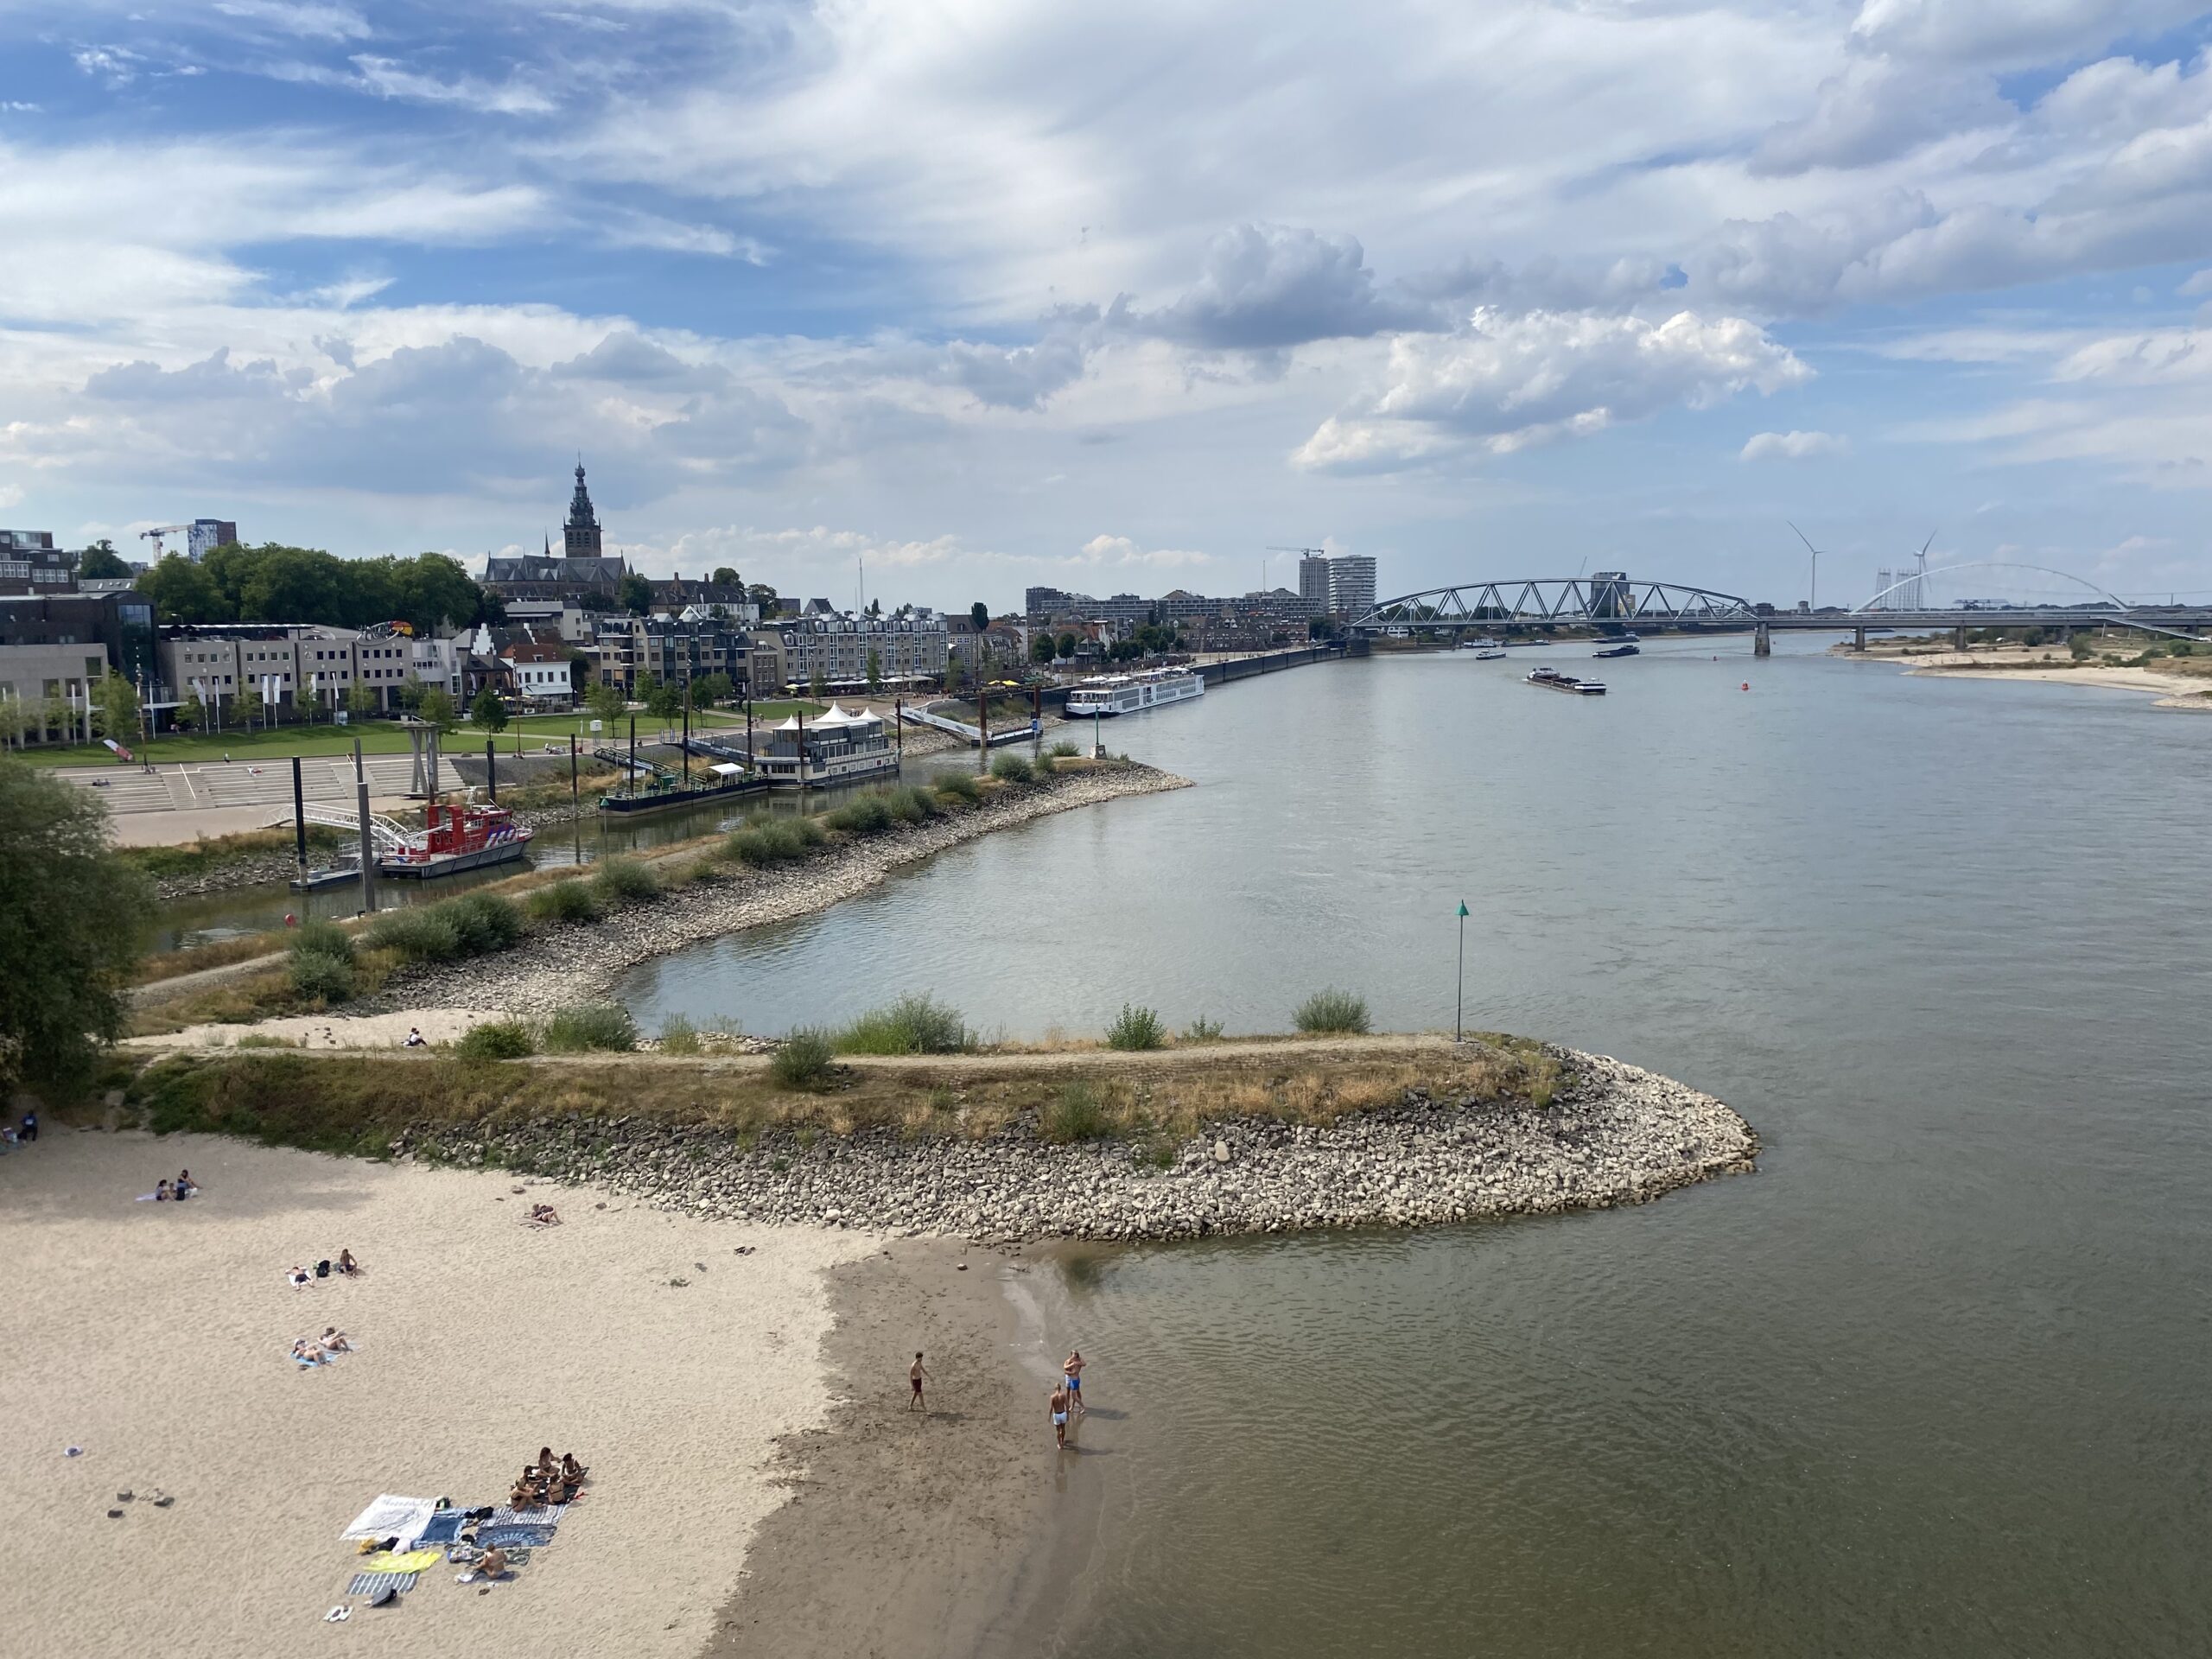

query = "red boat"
(378, 800), (534, 880)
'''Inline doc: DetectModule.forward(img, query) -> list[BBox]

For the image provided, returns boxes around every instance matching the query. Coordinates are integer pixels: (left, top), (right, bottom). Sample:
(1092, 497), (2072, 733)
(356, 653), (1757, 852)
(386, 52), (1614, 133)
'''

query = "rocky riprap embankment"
(395, 1050), (1755, 1243)
(372, 765), (1190, 1016)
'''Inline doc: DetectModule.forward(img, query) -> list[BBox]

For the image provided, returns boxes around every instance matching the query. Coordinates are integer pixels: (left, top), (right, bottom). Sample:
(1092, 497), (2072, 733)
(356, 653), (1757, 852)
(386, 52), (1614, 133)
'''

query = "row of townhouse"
(753, 610), (950, 692)
(156, 625), (471, 721)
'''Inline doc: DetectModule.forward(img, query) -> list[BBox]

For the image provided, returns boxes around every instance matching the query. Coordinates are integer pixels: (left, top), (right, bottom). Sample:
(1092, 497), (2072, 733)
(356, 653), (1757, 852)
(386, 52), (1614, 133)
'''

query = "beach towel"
(340, 1495), (437, 1541)
(414, 1510), (465, 1547)
(485, 1503), (566, 1528)
(474, 1523), (557, 1550)
(345, 1571), (419, 1598)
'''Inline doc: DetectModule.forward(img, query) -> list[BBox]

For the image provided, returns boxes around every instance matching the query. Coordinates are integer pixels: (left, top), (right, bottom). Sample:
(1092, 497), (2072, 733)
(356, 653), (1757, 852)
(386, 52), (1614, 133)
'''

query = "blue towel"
(415, 1510), (464, 1546)
(475, 1522), (556, 1550)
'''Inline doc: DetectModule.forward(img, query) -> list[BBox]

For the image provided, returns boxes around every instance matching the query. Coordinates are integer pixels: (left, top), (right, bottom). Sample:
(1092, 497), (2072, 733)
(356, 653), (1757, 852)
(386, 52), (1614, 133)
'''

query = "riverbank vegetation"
(98, 1031), (1569, 1160)
(127, 759), (1136, 1031)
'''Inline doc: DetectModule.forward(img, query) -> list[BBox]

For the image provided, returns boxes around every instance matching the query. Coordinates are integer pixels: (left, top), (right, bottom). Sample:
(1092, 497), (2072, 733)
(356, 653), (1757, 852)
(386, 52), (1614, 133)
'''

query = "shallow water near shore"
(623, 640), (2210, 1657)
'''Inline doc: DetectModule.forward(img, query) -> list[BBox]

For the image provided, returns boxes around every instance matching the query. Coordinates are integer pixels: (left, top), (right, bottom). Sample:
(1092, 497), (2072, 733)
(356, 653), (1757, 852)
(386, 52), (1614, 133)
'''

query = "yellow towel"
(359, 1548), (447, 1574)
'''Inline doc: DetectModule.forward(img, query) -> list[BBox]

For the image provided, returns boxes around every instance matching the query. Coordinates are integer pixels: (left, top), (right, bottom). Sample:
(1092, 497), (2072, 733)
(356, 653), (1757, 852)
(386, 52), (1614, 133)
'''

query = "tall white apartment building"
(1326, 555), (1377, 621)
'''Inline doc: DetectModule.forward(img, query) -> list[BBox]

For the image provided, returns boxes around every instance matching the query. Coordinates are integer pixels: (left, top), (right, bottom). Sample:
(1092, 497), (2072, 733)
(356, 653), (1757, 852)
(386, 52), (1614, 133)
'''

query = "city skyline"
(2, 3), (2209, 612)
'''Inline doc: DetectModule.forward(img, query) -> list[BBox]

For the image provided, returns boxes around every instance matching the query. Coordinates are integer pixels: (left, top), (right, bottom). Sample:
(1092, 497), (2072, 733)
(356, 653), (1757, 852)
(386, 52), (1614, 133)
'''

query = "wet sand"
(0, 1126), (876, 1658)
(702, 1241), (1084, 1659)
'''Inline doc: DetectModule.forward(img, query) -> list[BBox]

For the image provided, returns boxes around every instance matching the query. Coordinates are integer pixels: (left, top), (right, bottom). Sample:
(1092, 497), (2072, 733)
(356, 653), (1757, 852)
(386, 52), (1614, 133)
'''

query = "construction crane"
(139, 524), (192, 558)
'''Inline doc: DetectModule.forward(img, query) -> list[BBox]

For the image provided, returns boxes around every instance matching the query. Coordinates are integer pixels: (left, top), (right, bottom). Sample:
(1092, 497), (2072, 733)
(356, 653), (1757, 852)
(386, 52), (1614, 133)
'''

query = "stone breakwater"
(395, 1050), (1756, 1243)
(376, 765), (1191, 1016)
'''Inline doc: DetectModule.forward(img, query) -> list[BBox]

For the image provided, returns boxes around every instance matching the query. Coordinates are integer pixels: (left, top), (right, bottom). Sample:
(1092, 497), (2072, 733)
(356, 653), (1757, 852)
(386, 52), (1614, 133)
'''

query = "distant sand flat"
(1, 1128), (875, 1658)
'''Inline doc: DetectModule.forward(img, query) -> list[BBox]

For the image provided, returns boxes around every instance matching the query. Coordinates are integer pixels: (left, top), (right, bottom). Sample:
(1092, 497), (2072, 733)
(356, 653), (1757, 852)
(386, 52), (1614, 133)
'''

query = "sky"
(3, 0), (2211, 613)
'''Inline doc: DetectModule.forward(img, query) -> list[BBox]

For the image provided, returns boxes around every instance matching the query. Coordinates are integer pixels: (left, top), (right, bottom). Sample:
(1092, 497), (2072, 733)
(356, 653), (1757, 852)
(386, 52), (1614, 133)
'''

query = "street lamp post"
(1455, 899), (1469, 1043)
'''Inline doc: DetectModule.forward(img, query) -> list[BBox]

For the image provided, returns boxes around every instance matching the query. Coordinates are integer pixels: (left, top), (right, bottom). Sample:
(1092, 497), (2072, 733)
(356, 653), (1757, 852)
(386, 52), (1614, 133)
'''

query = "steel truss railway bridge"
(1349, 571), (2212, 655)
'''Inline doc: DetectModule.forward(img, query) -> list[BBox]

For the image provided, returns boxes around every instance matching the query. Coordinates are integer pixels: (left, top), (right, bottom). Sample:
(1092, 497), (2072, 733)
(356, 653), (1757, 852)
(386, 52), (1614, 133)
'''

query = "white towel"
(340, 1494), (437, 1542)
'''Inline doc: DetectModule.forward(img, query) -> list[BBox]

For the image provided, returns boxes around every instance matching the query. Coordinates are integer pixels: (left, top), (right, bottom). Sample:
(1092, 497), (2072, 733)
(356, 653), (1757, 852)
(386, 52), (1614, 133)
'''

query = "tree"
(1032, 632), (1057, 664)
(419, 687), (458, 733)
(711, 566), (742, 588)
(865, 648), (883, 691)
(138, 553), (231, 624)
(77, 539), (130, 580)
(618, 571), (655, 615)
(1058, 632), (1077, 659)
(645, 677), (683, 721)
(91, 672), (142, 743)
(634, 671), (664, 716)
(469, 688), (509, 732)
(176, 690), (206, 733)
(807, 667), (829, 700)
(346, 679), (377, 718)
(970, 601), (989, 634)
(585, 681), (626, 726)
(944, 655), (967, 693)
(0, 760), (153, 1094)
(695, 671), (734, 708)
(396, 677), (425, 713)
(747, 582), (778, 607)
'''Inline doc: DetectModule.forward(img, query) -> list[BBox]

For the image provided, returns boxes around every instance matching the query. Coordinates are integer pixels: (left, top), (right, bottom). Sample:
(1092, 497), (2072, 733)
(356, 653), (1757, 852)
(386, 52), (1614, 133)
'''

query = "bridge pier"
(1853, 626), (1866, 652)
(1954, 626), (1967, 649)
(1753, 622), (1771, 658)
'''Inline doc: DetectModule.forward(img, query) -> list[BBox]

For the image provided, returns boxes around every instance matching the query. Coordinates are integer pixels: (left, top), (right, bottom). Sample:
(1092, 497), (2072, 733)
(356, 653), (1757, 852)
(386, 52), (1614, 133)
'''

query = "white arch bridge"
(1350, 569), (2212, 647)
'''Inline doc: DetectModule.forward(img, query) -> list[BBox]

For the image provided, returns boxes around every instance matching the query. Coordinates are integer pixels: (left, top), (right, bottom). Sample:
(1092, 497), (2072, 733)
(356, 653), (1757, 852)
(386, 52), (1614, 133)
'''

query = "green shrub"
(541, 1003), (637, 1053)
(288, 952), (354, 1003)
(1048, 740), (1079, 758)
(934, 772), (980, 804)
(1105, 1003), (1166, 1051)
(456, 1020), (536, 1061)
(289, 920), (353, 965)
(232, 1033), (298, 1050)
(591, 855), (659, 905)
(659, 1014), (701, 1056)
(770, 1028), (836, 1089)
(525, 879), (601, 924)
(1033, 750), (1058, 776)
(1294, 988), (1370, 1034)
(1041, 1082), (1108, 1143)
(727, 814), (830, 867)
(1182, 1015), (1225, 1044)
(823, 791), (894, 835)
(836, 992), (967, 1055)
(445, 891), (524, 956)
(364, 905), (462, 963)
(884, 784), (938, 823)
(990, 752), (1033, 784)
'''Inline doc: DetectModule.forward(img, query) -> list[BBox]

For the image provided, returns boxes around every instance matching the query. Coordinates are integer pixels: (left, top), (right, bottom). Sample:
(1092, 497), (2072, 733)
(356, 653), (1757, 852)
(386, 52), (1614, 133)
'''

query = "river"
(615, 638), (2212, 1657)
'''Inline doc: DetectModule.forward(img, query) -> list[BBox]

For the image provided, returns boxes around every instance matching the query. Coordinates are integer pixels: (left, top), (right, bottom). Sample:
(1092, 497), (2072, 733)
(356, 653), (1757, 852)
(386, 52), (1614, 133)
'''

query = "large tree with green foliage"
(694, 672), (734, 708)
(585, 681), (626, 726)
(1031, 632), (1056, 664)
(711, 566), (741, 588)
(418, 687), (458, 733)
(138, 544), (493, 632)
(0, 762), (152, 1094)
(645, 677), (683, 721)
(138, 554), (231, 624)
(77, 539), (130, 580)
(865, 649), (883, 691)
(619, 571), (655, 615)
(92, 672), (142, 742)
(469, 688), (509, 732)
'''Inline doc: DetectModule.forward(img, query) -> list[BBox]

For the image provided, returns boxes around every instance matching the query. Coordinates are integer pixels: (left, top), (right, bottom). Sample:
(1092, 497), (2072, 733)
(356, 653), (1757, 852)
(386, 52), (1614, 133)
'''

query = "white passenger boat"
(1065, 668), (1205, 716)
(1456, 636), (1505, 652)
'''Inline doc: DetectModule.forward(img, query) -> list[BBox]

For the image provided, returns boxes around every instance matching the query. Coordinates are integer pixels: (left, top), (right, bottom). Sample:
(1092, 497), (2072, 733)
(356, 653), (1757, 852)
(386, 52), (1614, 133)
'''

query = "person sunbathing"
(524, 1203), (562, 1225)
(287, 1264), (310, 1287)
(155, 1180), (173, 1202)
(336, 1249), (359, 1275)
(291, 1338), (326, 1363)
(321, 1327), (353, 1353)
(476, 1546), (510, 1580)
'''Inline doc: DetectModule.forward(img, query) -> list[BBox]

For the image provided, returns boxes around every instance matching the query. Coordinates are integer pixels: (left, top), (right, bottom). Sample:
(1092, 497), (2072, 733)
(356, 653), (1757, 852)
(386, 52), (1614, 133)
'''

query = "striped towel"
(346, 1571), (418, 1597)
(485, 1503), (566, 1528)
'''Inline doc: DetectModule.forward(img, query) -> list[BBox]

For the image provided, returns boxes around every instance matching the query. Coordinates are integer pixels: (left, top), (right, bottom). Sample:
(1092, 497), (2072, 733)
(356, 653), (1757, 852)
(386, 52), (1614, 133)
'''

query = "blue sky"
(3, 0), (2210, 611)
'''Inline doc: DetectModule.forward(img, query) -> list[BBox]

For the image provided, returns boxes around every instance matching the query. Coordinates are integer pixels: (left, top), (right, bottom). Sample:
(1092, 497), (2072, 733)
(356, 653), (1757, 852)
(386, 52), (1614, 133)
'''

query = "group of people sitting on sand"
(284, 1249), (360, 1288)
(291, 1327), (355, 1365)
(151, 1170), (199, 1202)
(510, 1447), (588, 1509)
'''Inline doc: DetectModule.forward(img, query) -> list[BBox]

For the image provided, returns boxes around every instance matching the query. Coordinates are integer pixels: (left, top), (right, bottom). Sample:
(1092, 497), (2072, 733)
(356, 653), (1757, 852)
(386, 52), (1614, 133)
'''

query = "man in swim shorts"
(1049, 1382), (1071, 1448)
(909, 1351), (931, 1411)
(1063, 1349), (1086, 1415)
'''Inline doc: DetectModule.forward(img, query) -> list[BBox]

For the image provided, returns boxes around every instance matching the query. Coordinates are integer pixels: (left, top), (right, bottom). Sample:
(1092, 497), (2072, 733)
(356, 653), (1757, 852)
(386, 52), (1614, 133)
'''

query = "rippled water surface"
(620, 642), (2212, 1656)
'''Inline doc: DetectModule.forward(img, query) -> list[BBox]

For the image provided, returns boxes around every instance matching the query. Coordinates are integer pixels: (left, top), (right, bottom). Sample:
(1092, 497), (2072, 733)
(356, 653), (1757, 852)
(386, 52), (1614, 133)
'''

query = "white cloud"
(1848, 0), (2206, 69)
(349, 56), (556, 117)
(1073, 534), (1211, 570)
(1741, 429), (1852, 461)
(1297, 308), (1810, 472)
(2183, 267), (2212, 295)
(1108, 224), (1436, 351)
(212, 0), (370, 41)
(0, 482), (22, 509)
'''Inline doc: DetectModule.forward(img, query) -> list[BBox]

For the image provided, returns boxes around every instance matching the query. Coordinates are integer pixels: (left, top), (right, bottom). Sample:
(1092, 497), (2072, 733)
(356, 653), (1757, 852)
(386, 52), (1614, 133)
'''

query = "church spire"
(563, 460), (603, 560)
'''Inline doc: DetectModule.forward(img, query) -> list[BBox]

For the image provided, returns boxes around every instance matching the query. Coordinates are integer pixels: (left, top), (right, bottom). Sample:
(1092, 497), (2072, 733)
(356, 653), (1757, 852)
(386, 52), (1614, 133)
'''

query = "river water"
(636, 640), (2205, 1655)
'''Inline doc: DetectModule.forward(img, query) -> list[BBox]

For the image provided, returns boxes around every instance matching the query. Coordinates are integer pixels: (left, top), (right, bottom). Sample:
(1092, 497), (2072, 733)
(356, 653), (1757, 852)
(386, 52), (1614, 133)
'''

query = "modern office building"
(186, 519), (238, 561)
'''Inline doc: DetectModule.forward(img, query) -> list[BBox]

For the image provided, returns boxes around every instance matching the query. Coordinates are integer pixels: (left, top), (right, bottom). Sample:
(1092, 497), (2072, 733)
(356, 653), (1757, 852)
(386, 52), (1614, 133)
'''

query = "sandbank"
(0, 1126), (875, 1658)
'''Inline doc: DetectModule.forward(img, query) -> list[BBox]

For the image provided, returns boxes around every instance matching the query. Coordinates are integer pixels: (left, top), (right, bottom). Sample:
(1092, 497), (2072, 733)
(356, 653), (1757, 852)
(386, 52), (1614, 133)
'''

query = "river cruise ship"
(751, 702), (900, 787)
(1065, 668), (1205, 716)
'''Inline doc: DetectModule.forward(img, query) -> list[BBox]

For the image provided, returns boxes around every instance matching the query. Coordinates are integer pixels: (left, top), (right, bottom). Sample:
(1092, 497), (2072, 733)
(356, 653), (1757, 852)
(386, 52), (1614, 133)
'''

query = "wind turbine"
(1906, 530), (1936, 610)
(1788, 522), (1827, 610)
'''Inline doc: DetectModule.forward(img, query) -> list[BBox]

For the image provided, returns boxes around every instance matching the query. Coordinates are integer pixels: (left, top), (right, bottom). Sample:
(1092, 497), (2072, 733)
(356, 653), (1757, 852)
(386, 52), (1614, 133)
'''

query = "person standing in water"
(908, 1352), (931, 1411)
(1063, 1350), (1086, 1416)
(1049, 1382), (1071, 1448)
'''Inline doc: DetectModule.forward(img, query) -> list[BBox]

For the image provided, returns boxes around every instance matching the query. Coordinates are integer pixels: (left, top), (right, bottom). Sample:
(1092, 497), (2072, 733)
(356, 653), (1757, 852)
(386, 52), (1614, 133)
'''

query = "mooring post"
(1853, 625), (1867, 652)
(485, 738), (497, 804)
(290, 754), (308, 877)
(353, 738), (376, 916)
(1754, 622), (1772, 658)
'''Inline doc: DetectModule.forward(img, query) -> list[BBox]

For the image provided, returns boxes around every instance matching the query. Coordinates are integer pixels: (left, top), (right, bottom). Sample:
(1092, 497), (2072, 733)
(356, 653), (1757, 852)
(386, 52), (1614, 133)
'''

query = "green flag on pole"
(1457, 900), (1468, 918)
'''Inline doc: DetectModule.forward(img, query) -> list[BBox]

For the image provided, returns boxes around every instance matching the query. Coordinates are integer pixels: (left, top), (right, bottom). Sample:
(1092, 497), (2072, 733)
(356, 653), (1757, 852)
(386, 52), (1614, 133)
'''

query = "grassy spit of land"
(89, 1032), (1758, 1243)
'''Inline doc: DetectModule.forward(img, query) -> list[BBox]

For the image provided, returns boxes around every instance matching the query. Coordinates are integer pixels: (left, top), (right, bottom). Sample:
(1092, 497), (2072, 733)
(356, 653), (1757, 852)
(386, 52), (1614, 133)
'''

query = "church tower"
(563, 461), (603, 560)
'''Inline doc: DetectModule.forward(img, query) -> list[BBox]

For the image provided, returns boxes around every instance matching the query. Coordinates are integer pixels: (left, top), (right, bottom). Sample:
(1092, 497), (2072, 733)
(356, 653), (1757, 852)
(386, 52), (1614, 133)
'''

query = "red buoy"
(1739, 682), (1750, 691)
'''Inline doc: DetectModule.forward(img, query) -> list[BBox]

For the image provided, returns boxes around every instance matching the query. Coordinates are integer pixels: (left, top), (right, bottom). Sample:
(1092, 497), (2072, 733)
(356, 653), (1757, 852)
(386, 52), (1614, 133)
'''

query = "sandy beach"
(1, 1126), (877, 1657)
